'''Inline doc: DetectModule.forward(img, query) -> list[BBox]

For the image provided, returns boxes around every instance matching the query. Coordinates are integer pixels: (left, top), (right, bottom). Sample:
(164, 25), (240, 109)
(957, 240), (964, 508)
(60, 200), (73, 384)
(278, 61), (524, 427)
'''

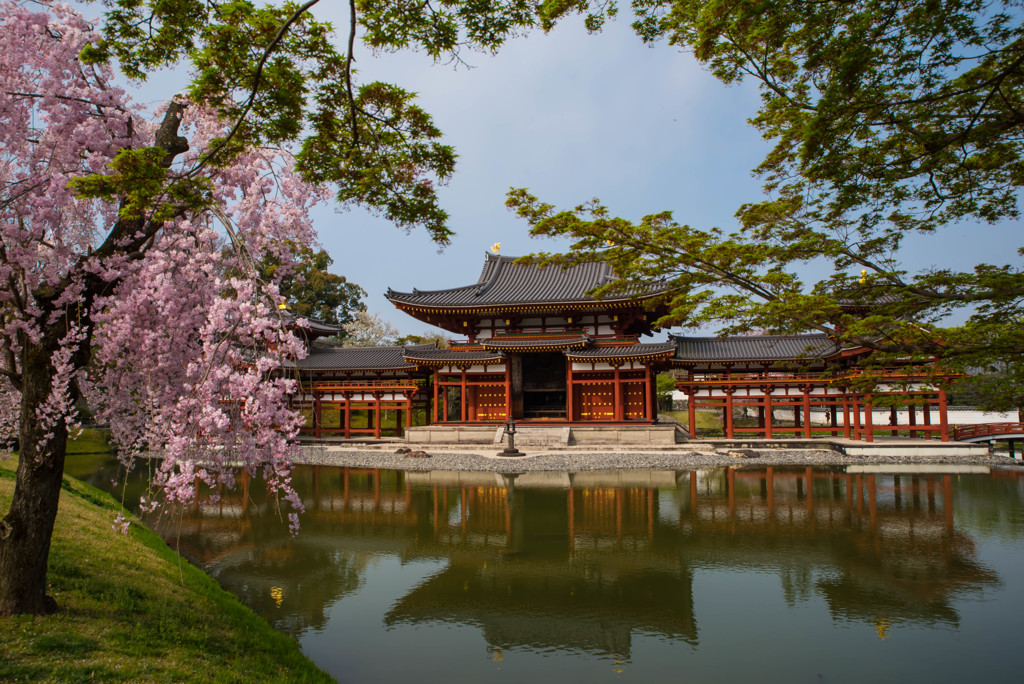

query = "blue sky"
(305, 14), (771, 337)
(127, 7), (1020, 337)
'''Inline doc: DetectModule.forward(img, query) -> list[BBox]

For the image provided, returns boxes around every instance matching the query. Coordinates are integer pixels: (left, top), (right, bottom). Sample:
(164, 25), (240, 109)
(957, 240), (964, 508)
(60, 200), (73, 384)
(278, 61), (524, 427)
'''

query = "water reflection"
(138, 465), (1018, 662)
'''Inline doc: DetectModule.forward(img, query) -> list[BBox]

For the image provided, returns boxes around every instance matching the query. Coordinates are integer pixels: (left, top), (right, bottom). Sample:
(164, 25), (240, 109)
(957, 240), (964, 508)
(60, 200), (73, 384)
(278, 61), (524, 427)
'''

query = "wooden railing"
(953, 422), (1024, 441)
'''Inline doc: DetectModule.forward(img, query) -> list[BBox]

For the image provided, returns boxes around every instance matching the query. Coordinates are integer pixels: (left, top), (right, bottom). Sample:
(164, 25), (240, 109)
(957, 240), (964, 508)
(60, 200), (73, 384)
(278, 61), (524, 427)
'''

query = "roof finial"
(490, 241), (501, 254)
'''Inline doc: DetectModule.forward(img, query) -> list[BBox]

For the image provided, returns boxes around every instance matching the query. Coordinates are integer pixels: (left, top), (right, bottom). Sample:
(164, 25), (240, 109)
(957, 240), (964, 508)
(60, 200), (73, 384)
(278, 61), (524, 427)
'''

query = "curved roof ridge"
(403, 341), (440, 352)
(386, 252), (671, 309)
(473, 251), (507, 295)
(669, 332), (833, 341)
(387, 283), (480, 298)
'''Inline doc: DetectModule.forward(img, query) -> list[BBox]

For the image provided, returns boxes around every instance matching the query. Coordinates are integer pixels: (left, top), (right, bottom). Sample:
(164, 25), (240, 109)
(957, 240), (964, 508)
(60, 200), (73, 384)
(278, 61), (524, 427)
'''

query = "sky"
(129, 6), (1022, 338)
(301, 11), (771, 337)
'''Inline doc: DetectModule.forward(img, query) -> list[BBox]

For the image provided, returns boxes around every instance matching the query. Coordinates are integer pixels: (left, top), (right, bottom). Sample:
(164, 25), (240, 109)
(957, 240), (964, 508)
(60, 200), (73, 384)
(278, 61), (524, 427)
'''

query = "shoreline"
(294, 442), (1024, 473)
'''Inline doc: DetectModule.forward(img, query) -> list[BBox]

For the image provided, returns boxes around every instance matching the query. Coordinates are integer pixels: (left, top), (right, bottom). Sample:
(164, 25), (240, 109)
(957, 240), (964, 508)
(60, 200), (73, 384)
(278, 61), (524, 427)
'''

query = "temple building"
(290, 253), (956, 443)
(289, 339), (435, 439)
(671, 333), (953, 442)
(384, 253), (676, 426)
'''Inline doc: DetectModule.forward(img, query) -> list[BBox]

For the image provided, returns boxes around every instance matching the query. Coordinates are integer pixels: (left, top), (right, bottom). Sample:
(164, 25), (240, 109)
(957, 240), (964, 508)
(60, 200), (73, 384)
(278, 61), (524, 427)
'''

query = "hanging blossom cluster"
(33, 321), (87, 458)
(0, 1), (329, 532)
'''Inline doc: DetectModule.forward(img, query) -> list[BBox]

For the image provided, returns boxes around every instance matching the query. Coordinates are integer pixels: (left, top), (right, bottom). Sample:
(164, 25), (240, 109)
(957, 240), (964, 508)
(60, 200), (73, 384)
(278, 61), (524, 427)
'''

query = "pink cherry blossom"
(0, 0), (326, 532)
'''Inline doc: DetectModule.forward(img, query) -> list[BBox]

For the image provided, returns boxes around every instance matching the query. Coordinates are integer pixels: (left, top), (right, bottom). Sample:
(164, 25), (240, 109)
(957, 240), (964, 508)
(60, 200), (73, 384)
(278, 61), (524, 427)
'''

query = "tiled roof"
(402, 349), (506, 365)
(671, 334), (842, 363)
(281, 311), (345, 337)
(566, 342), (677, 360)
(386, 253), (668, 309)
(481, 335), (590, 351)
(296, 342), (437, 371)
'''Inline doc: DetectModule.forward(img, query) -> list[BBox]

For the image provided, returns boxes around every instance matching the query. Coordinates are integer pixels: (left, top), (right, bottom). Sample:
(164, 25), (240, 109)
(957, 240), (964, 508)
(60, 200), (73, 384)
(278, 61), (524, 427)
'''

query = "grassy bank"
(0, 450), (333, 683)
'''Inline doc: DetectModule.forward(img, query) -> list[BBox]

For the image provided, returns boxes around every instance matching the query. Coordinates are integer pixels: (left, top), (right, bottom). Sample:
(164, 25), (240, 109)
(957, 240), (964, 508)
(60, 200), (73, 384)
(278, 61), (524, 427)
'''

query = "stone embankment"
(294, 442), (1021, 473)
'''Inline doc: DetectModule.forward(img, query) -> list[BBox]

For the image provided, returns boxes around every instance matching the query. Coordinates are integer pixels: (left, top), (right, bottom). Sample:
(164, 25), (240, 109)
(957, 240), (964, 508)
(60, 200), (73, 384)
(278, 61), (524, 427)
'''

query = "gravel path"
(293, 442), (1022, 473)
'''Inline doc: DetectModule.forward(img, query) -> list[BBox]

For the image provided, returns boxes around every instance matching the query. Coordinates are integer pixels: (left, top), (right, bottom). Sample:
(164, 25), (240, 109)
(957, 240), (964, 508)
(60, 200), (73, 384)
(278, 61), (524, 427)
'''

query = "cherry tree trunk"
(0, 339), (68, 616)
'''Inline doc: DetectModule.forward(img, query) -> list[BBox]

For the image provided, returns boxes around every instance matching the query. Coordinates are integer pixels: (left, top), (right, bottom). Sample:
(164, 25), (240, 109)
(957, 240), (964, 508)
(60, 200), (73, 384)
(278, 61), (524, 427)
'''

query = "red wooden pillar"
(802, 388), (812, 438)
(343, 393), (351, 438)
(613, 364), (623, 421)
(505, 363), (512, 421)
(842, 394), (851, 439)
(406, 396), (413, 429)
(923, 402), (932, 438)
(890, 407), (899, 437)
(864, 396), (874, 442)
(688, 390), (697, 438)
(938, 388), (950, 442)
(764, 391), (773, 439)
(461, 368), (468, 422)
(373, 393), (382, 439)
(566, 360), (574, 422)
(433, 371), (440, 424)
(724, 390), (735, 438)
(909, 404), (917, 438)
(645, 365), (655, 423)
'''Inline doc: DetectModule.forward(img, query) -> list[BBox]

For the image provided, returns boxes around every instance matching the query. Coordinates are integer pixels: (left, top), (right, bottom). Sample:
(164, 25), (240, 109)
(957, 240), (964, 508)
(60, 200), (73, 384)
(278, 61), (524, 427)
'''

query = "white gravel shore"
(293, 442), (1023, 473)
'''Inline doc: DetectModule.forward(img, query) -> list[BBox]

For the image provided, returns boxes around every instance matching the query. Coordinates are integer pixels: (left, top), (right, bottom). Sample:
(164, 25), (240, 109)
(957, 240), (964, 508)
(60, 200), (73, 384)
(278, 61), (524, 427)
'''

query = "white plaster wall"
(573, 362), (615, 372)
(441, 364), (505, 373)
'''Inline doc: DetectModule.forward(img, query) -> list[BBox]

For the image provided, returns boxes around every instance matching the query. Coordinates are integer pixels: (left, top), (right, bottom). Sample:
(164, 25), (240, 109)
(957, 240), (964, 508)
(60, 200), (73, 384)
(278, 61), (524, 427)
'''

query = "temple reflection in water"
(161, 465), (1010, 659)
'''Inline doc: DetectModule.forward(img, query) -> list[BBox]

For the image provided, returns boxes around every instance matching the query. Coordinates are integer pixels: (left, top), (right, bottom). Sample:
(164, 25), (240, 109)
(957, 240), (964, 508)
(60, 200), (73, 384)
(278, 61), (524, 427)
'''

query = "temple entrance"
(520, 352), (567, 419)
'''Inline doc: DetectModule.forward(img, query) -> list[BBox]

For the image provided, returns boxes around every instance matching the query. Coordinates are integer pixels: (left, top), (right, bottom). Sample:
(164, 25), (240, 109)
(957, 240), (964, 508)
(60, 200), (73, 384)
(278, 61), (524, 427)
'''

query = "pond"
(73, 458), (1024, 683)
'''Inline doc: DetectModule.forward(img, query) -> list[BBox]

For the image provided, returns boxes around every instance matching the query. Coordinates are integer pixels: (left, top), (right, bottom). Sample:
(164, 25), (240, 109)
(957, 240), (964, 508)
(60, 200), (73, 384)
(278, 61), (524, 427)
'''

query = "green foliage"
(510, 1), (1024, 410)
(656, 372), (675, 399)
(395, 332), (452, 347)
(949, 365), (1024, 413)
(260, 244), (366, 326)
(70, 147), (212, 222)
(77, 0), (600, 243)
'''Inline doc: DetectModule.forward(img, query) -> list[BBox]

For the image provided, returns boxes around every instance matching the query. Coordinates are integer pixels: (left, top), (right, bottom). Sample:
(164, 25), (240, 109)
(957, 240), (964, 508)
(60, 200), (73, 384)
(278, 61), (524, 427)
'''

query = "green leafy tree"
(395, 332), (452, 348)
(509, 0), (1024, 409)
(656, 372), (676, 412)
(261, 245), (366, 326)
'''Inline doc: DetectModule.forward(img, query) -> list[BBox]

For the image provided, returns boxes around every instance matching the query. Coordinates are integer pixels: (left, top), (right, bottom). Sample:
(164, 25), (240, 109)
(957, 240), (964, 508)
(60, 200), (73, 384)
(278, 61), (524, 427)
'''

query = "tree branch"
(345, 0), (360, 148)
(185, 0), (323, 178)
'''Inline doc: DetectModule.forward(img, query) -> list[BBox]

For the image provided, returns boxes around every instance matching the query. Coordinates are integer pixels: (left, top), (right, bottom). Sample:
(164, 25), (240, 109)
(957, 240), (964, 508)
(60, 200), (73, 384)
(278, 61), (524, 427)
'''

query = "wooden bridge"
(953, 422), (1024, 457)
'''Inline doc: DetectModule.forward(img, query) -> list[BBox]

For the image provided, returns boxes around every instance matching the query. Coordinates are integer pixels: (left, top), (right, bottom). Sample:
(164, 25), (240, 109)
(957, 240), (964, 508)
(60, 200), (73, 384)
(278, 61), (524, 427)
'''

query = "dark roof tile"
(295, 342), (437, 371)
(386, 253), (668, 309)
(566, 343), (677, 360)
(671, 334), (841, 362)
(403, 349), (506, 365)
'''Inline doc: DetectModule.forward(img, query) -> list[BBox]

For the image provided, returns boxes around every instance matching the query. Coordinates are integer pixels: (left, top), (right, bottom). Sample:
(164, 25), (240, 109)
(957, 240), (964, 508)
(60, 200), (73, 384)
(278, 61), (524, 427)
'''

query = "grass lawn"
(0, 444), (332, 683)
(662, 409), (724, 434)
